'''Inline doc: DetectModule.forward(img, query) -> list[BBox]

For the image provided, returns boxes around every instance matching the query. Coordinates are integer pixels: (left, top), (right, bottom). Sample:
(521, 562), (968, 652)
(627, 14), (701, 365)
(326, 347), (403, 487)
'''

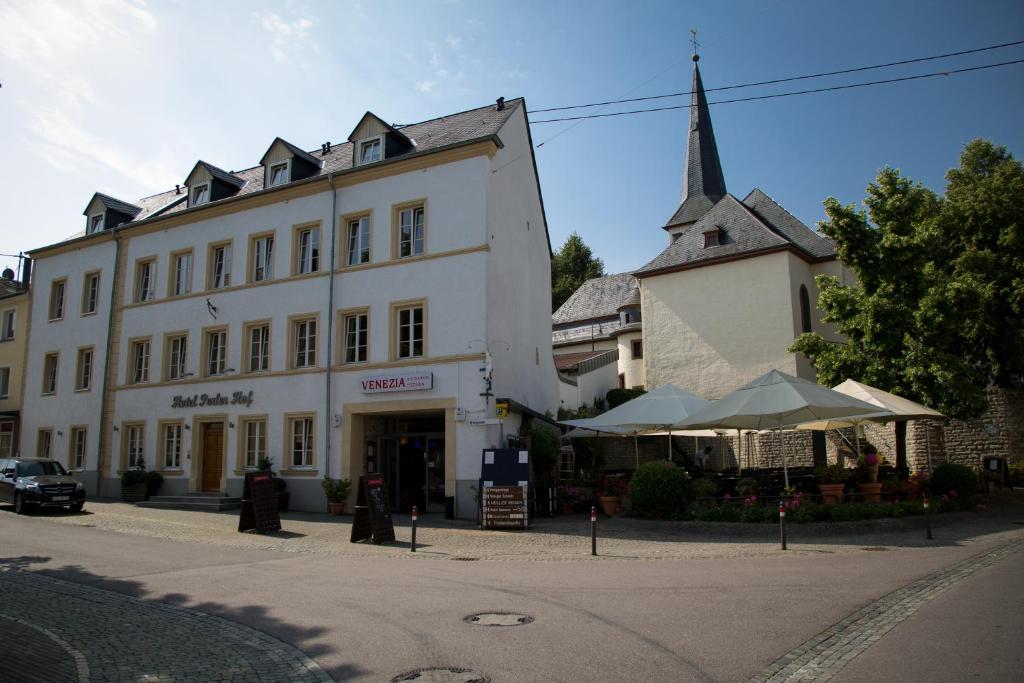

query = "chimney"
(21, 258), (32, 289)
(175, 184), (181, 195)
(496, 97), (505, 111)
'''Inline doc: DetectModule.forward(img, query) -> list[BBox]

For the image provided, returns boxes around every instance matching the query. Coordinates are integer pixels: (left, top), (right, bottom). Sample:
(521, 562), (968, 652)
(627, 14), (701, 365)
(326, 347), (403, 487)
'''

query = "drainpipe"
(97, 228), (123, 498)
(325, 173), (338, 479)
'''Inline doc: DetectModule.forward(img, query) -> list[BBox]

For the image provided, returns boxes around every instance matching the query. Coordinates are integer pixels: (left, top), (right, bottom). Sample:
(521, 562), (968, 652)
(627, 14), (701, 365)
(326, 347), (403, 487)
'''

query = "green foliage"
(606, 387), (646, 409)
(791, 140), (1024, 419)
(690, 478), (717, 499)
(321, 476), (352, 502)
(529, 425), (561, 484)
(144, 470), (163, 495)
(930, 463), (979, 499)
(628, 462), (691, 518)
(120, 468), (146, 486)
(815, 463), (849, 485)
(551, 232), (606, 312)
(1010, 462), (1024, 487)
(735, 477), (760, 496)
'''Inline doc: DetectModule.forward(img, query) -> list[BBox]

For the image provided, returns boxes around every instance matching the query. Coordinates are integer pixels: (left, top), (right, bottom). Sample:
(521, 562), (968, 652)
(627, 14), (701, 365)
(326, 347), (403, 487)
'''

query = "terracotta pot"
(818, 483), (845, 505)
(858, 482), (882, 503)
(597, 495), (619, 516)
(328, 501), (346, 516)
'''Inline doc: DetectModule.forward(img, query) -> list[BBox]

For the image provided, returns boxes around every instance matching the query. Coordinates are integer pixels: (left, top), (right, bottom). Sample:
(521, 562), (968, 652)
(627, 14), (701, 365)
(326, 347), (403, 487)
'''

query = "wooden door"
(201, 423), (224, 492)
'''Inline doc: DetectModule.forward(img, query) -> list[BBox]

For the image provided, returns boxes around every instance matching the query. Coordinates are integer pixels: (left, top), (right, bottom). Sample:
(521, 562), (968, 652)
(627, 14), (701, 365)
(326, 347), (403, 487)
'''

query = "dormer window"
(703, 228), (722, 248)
(88, 214), (104, 234)
(359, 137), (382, 165)
(190, 183), (210, 207)
(269, 162), (289, 187)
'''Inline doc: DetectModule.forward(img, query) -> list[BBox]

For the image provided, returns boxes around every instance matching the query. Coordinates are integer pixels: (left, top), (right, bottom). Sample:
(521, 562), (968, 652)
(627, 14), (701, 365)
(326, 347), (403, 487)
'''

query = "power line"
(528, 58), (1024, 124)
(527, 39), (1024, 114)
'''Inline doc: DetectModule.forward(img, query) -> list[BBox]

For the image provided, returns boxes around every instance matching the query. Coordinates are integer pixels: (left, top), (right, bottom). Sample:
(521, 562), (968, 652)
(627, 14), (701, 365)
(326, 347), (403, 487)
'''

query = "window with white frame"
(296, 227), (320, 274)
(268, 162), (289, 187)
(49, 280), (66, 320)
(359, 138), (381, 164)
(396, 305), (424, 359)
(210, 244), (231, 289)
(130, 339), (150, 384)
(38, 429), (53, 459)
(125, 424), (144, 468)
(290, 417), (314, 467)
(70, 427), (86, 470)
(0, 367), (9, 399)
(292, 317), (317, 368)
(172, 252), (192, 296)
(247, 324), (269, 373)
(243, 418), (266, 469)
(82, 272), (100, 314)
(167, 335), (187, 380)
(343, 312), (368, 363)
(0, 421), (14, 458)
(163, 423), (182, 469)
(398, 206), (425, 258)
(135, 259), (156, 302)
(88, 214), (104, 234)
(42, 353), (58, 394)
(252, 235), (274, 282)
(206, 329), (227, 376)
(75, 347), (92, 391)
(190, 183), (210, 207)
(346, 217), (370, 266)
(1, 309), (14, 341)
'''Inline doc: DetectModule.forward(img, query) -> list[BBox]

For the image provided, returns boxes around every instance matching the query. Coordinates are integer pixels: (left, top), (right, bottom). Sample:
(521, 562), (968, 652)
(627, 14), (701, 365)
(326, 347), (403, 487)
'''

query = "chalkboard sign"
(482, 485), (527, 530)
(238, 471), (281, 534)
(350, 474), (396, 544)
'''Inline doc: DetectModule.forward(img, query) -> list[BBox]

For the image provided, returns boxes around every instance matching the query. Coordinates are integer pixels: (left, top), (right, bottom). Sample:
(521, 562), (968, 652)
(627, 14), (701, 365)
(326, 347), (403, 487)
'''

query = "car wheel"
(14, 493), (26, 515)
(70, 502), (84, 513)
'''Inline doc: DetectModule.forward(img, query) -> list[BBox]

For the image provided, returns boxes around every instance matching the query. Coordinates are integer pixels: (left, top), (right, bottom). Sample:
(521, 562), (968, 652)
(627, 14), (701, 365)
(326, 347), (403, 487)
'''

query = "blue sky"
(1, 0), (1022, 277)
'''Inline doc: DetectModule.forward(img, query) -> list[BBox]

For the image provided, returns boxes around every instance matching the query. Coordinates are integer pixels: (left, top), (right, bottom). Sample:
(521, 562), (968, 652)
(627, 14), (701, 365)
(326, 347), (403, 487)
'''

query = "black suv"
(0, 458), (86, 514)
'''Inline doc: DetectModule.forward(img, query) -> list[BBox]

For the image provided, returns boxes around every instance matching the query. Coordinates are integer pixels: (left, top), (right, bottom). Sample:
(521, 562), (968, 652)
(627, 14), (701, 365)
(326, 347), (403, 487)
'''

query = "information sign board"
(238, 471), (281, 534)
(482, 485), (527, 530)
(350, 474), (396, 544)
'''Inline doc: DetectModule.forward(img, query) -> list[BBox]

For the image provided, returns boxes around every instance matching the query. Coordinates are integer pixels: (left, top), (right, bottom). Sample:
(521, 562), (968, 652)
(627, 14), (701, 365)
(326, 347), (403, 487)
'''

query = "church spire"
(664, 51), (727, 231)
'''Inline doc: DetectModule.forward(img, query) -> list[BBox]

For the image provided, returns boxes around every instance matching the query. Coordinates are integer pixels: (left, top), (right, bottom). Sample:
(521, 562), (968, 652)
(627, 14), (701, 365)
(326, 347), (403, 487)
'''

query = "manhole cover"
(862, 547), (889, 552)
(464, 612), (535, 626)
(391, 667), (490, 682)
(451, 557), (480, 562)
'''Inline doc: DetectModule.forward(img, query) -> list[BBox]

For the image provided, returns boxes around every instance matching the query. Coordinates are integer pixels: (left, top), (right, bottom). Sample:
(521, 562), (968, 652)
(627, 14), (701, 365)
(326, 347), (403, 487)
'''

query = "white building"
(22, 98), (558, 517)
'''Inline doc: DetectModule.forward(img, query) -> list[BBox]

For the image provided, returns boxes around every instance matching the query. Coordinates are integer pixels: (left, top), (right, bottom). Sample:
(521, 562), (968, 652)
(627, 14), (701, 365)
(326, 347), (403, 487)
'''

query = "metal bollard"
(923, 497), (933, 540)
(779, 501), (787, 551)
(411, 506), (418, 552)
(591, 506), (597, 556)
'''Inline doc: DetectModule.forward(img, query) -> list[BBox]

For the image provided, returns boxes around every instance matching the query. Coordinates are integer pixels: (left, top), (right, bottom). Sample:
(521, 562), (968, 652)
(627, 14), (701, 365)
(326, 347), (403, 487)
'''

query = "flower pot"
(858, 482), (882, 503)
(818, 483), (845, 505)
(121, 482), (148, 502)
(597, 495), (619, 516)
(328, 501), (346, 516)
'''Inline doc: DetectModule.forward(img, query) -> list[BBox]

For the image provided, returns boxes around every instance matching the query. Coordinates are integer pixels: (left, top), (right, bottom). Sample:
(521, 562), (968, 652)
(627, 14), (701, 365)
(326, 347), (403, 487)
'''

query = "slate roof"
(260, 137), (323, 168)
(188, 161), (245, 188)
(635, 191), (835, 277)
(0, 278), (25, 299)
(86, 192), (142, 217)
(554, 350), (614, 371)
(552, 272), (637, 325)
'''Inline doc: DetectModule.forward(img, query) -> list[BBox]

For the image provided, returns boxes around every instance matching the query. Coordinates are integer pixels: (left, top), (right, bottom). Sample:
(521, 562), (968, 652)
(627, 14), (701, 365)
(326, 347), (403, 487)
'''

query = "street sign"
(482, 485), (527, 529)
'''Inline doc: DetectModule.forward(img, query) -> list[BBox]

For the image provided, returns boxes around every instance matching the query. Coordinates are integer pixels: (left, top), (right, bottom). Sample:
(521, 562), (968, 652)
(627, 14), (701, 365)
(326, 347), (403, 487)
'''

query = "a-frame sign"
(238, 471), (281, 534)
(350, 474), (396, 544)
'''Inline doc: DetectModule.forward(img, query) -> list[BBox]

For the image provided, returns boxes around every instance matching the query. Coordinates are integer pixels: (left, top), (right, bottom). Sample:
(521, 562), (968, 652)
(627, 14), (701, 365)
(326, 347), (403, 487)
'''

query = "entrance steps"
(136, 494), (242, 512)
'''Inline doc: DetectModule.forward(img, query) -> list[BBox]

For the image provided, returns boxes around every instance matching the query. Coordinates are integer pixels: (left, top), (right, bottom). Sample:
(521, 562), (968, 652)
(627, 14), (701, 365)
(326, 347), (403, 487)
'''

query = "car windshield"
(17, 461), (67, 477)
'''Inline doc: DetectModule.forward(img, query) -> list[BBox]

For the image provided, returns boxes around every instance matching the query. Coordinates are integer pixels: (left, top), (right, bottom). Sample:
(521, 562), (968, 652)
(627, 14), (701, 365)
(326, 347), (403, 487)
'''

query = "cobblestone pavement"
(751, 538), (1024, 682)
(0, 568), (331, 683)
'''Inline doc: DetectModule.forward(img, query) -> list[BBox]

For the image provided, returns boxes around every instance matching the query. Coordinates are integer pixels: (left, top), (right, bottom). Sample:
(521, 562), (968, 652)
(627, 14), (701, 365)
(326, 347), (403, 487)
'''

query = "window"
(245, 322), (270, 373)
(291, 316), (317, 368)
(161, 422), (183, 469)
(359, 138), (381, 164)
(1, 309), (14, 341)
(42, 352), (58, 395)
(190, 183), (210, 206)
(295, 226), (320, 274)
(209, 243), (232, 289)
(171, 251), (193, 296)
(799, 285), (812, 334)
(703, 229), (721, 248)
(397, 205), (425, 258)
(124, 423), (144, 468)
(75, 347), (93, 391)
(129, 338), (151, 384)
(0, 367), (9, 398)
(346, 216), (371, 266)
(135, 258), (156, 303)
(88, 214), (104, 234)
(342, 311), (368, 364)
(82, 272), (100, 315)
(0, 421), (14, 458)
(394, 303), (424, 359)
(69, 427), (86, 470)
(631, 339), (643, 359)
(49, 279), (66, 320)
(250, 234), (274, 282)
(241, 417), (267, 469)
(268, 162), (289, 187)
(38, 429), (53, 459)
(166, 334), (188, 381)
(205, 328), (227, 376)
(288, 415), (314, 468)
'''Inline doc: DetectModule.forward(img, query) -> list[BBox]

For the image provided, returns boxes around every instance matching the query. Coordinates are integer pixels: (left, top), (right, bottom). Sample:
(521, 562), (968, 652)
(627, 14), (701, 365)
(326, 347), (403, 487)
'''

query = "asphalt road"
(1, 510), (1021, 682)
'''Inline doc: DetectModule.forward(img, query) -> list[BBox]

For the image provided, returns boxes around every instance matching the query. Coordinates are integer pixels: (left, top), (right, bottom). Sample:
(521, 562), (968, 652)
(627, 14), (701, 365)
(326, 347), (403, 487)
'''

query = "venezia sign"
(359, 371), (433, 394)
(171, 391), (254, 409)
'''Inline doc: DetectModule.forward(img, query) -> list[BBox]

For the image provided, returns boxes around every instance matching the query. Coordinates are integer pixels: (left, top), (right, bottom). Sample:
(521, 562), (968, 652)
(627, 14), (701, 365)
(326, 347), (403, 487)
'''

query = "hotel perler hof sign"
(171, 390), (254, 409)
(360, 371), (433, 394)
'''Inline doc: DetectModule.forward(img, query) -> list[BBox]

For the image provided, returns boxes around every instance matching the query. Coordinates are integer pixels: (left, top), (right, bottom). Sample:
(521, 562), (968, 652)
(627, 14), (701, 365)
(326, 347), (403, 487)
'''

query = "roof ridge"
(394, 97), (523, 129)
(722, 192), (790, 245)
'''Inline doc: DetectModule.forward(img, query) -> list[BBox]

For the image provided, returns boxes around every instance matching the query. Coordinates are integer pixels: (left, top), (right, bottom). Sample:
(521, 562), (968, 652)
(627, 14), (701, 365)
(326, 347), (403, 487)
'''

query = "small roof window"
(359, 137), (382, 164)
(88, 215), (105, 234)
(190, 183), (210, 207)
(703, 228), (723, 248)
(269, 161), (289, 187)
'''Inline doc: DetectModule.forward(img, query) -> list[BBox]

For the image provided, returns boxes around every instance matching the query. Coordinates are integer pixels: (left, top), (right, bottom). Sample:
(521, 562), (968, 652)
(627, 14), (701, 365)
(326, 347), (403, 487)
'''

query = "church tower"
(663, 54), (727, 241)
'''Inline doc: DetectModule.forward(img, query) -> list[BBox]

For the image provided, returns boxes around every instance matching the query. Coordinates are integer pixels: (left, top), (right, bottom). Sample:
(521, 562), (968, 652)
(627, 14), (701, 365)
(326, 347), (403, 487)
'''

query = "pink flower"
(949, 490), (958, 498)
(865, 452), (879, 466)
(942, 494), (949, 502)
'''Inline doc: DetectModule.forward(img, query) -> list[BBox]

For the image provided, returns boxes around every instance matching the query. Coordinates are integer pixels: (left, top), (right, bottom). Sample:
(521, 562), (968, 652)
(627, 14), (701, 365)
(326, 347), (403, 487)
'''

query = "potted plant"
(121, 458), (152, 502)
(258, 457), (289, 511)
(596, 476), (628, 516)
(321, 476), (353, 515)
(815, 463), (848, 505)
(857, 446), (883, 502)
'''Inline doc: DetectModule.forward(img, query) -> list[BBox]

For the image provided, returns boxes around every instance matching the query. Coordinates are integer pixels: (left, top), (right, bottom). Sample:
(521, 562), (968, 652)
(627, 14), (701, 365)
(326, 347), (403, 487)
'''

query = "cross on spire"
(690, 29), (700, 58)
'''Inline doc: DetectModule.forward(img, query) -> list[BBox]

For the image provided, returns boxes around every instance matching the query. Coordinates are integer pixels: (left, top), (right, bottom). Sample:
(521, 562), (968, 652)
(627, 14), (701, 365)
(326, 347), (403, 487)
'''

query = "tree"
(791, 139), (1024, 420)
(551, 232), (605, 311)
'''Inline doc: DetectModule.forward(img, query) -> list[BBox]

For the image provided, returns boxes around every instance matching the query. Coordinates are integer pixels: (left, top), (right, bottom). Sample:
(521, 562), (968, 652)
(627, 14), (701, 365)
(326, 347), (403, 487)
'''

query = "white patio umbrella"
(674, 370), (882, 488)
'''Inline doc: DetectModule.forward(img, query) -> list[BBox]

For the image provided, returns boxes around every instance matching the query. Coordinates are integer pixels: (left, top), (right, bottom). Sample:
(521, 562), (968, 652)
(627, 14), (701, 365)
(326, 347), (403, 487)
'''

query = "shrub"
(735, 477), (760, 496)
(144, 471), (163, 496)
(529, 425), (561, 484)
(629, 461), (691, 518)
(120, 468), (146, 487)
(606, 387), (645, 409)
(691, 478), (717, 499)
(930, 463), (979, 499)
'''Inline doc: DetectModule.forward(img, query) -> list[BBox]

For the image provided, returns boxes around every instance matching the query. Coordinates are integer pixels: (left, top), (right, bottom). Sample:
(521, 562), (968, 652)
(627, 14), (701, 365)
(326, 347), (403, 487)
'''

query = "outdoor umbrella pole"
(924, 422), (933, 474)
(668, 430), (672, 462)
(634, 435), (639, 469)
(776, 429), (790, 489)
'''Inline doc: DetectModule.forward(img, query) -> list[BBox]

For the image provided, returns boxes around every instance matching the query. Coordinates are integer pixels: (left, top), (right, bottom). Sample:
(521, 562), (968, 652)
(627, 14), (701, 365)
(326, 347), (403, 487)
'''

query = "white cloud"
(415, 80), (436, 94)
(444, 34), (462, 50)
(254, 10), (318, 65)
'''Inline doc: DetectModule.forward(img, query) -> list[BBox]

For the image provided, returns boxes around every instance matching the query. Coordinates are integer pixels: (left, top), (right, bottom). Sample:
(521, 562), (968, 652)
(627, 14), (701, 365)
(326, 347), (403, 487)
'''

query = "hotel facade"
(21, 99), (558, 517)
